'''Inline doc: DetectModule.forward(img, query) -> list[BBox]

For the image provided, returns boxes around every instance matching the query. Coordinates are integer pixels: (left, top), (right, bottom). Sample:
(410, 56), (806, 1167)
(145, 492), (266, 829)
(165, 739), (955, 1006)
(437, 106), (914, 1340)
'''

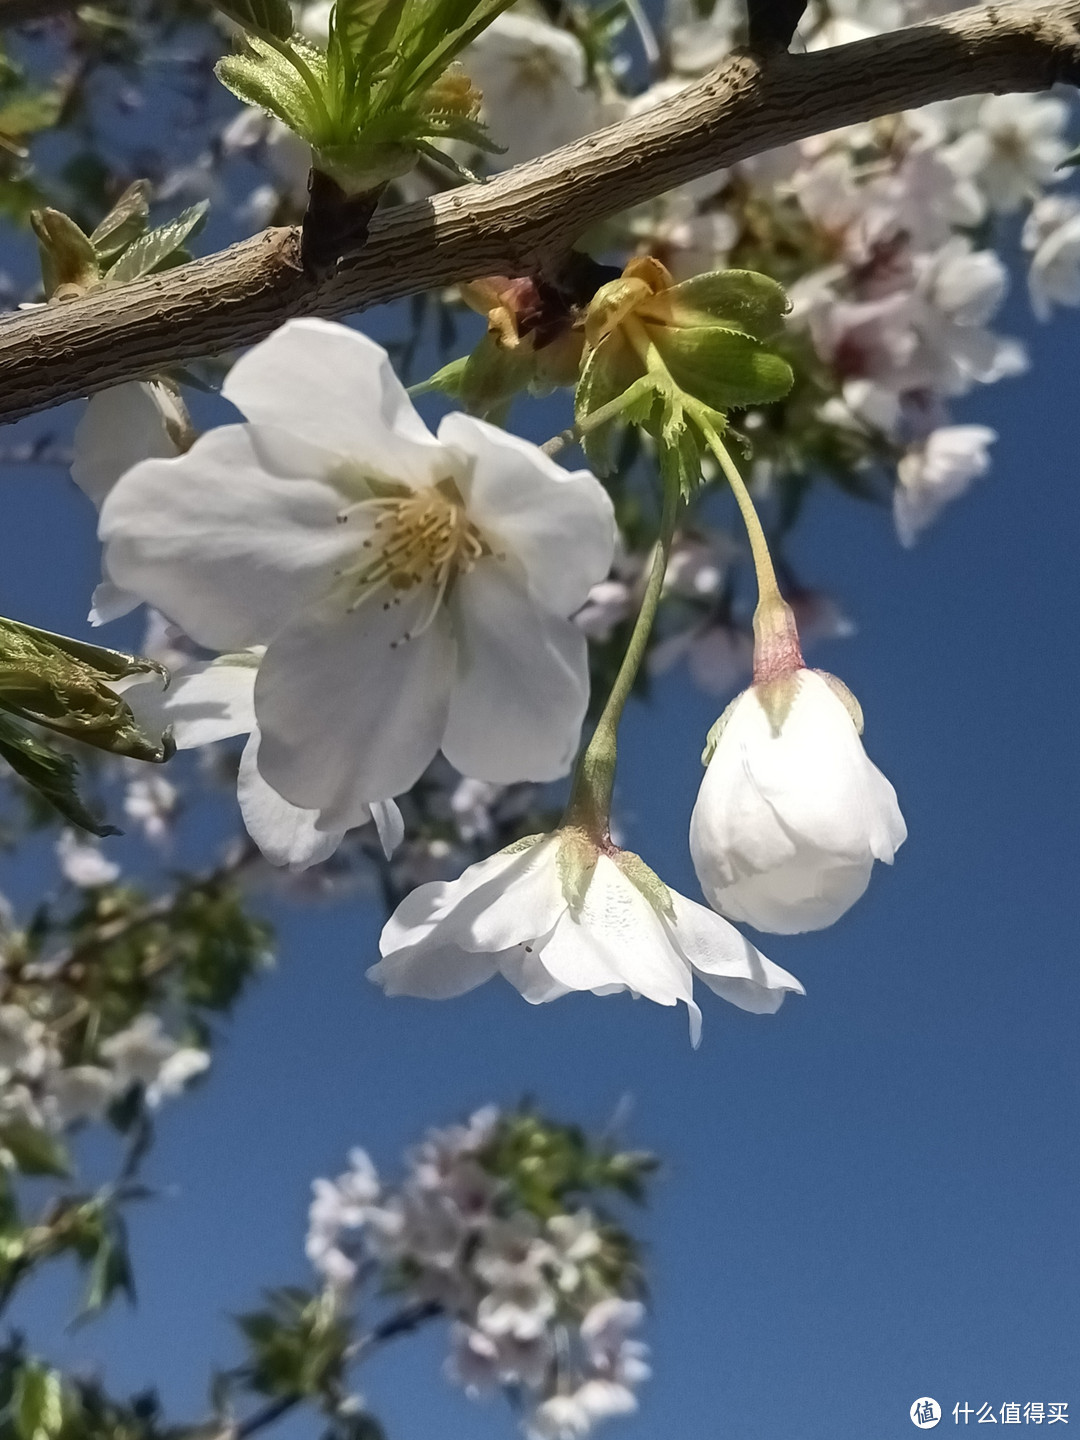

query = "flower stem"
(696, 417), (780, 605)
(564, 470), (680, 839)
(695, 413), (803, 681)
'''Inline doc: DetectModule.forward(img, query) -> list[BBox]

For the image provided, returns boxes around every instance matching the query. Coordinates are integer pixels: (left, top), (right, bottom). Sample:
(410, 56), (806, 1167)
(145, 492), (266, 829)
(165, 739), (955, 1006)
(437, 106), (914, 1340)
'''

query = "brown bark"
(1, 0), (1079, 423)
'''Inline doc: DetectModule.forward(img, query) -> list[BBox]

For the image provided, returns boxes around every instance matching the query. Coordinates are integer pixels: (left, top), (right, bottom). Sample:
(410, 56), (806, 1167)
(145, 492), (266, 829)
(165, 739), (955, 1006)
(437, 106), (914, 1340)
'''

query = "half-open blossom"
(119, 651), (402, 869)
(369, 829), (803, 1043)
(690, 665), (906, 933)
(99, 319), (615, 830)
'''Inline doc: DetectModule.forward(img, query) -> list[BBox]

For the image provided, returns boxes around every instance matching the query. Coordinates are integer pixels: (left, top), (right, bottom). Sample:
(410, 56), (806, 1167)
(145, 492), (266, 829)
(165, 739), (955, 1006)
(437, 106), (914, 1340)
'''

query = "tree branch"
(1, 0), (1079, 423)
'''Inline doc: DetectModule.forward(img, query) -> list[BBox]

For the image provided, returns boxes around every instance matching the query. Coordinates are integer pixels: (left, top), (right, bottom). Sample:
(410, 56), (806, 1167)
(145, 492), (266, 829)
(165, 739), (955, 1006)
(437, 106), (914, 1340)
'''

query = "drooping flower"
(369, 829), (803, 1043)
(690, 659), (906, 934)
(894, 424), (997, 546)
(119, 651), (402, 869)
(99, 319), (615, 830)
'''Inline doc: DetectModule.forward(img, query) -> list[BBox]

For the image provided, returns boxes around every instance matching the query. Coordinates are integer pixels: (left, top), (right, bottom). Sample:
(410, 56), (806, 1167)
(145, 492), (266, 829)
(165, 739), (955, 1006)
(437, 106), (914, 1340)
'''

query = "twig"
(0, 0), (1079, 421)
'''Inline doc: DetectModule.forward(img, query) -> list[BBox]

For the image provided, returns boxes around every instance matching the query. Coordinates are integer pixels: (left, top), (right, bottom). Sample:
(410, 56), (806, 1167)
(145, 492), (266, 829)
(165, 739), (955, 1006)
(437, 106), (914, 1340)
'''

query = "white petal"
(381, 838), (562, 957)
(368, 940), (501, 999)
(118, 656), (258, 749)
(438, 412), (615, 615)
(689, 670), (906, 934)
(223, 318), (444, 486)
(536, 856), (695, 1012)
(254, 596), (456, 826)
(371, 799), (404, 858)
(237, 730), (345, 868)
(665, 891), (804, 1013)
(71, 383), (177, 510)
(89, 580), (140, 626)
(708, 853), (875, 935)
(99, 425), (354, 651)
(443, 561), (589, 784)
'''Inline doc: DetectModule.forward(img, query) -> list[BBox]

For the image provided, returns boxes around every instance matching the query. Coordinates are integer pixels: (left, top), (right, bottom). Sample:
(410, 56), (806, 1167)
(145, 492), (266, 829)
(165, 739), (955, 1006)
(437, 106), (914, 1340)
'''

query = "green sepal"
(815, 669), (864, 733)
(555, 827), (600, 918)
(613, 849), (674, 920)
(0, 618), (173, 764)
(701, 693), (744, 765)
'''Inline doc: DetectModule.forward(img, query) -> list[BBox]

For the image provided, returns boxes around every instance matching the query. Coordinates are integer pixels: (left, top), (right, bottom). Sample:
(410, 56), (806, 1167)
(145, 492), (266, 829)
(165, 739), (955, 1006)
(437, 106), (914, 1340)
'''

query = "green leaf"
(0, 618), (172, 763)
(332, 0), (403, 66)
(104, 202), (208, 286)
(13, 1364), (64, 1440)
(0, 714), (114, 837)
(89, 179), (150, 260)
(80, 1224), (135, 1318)
(0, 90), (63, 141)
(658, 326), (794, 412)
(390, 0), (515, 103)
(215, 40), (322, 136)
(212, 0), (294, 41)
(665, 269), (790, 341)
(0, 1121), (71, 1178)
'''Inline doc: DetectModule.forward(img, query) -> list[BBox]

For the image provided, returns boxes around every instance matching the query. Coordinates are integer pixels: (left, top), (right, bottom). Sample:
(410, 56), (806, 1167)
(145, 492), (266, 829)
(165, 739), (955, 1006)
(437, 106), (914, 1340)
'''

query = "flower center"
(336, 478), (491, 641)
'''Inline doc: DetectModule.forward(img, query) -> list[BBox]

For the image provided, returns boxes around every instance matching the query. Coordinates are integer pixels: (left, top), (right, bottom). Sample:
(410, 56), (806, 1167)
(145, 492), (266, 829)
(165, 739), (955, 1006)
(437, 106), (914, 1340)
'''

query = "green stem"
(695, 411), (803, 681)
(563, 470), (681, 838)
(695, 415), (781, 607)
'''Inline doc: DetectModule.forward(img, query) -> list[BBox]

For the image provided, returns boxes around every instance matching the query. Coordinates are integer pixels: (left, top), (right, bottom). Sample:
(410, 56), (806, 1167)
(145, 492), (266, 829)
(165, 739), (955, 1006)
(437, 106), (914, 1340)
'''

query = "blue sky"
(1, 233), (1078, 1439)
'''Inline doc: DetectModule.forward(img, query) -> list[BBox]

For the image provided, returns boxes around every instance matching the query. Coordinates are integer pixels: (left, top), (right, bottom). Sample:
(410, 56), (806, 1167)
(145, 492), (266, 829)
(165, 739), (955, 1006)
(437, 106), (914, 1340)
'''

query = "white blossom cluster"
(0, 1001), (208, 1135)
(304, 1108), (651, 1440)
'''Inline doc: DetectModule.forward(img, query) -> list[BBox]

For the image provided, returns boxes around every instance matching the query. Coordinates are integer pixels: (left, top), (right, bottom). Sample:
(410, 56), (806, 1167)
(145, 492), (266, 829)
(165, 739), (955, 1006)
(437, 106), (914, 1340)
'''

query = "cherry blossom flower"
(464, 13), (605, 168)
(946, 93), (1070, 214)
(690, 669), (906, 934)
(119, 652), (402, 869)
(56, 830), (120, 888)
(1023, 196), (1080, 320)
(369, 830), (803, 1043)
(894, 424), (997, 546)
(100, 319), (615, 830)
(99, 1014), (209, 1108)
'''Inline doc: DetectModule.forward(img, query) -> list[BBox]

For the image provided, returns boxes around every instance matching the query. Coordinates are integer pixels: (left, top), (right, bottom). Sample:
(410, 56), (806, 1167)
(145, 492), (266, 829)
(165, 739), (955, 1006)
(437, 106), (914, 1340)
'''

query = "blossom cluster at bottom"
(303, 1106), (657, 1440)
